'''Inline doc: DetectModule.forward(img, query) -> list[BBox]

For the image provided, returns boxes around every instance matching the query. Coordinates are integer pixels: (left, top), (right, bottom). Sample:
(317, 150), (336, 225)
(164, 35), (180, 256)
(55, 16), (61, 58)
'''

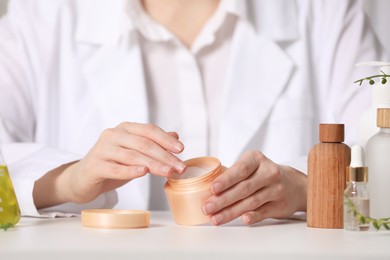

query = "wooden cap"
(319, 124), (344, 143)
(377, 108), (390, 128)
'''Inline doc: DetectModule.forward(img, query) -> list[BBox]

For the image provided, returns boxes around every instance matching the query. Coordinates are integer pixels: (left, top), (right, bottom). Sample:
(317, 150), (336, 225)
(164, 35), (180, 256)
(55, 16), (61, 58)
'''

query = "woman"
(0, 0), (385, 225)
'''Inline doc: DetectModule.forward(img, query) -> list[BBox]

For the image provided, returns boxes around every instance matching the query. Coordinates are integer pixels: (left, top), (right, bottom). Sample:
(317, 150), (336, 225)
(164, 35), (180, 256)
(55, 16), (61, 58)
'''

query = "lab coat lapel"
(75, 0), (149, 127)
(218, 21), (295, 165)
(75, 0), (150, 208)
(81, 40), (149, 127)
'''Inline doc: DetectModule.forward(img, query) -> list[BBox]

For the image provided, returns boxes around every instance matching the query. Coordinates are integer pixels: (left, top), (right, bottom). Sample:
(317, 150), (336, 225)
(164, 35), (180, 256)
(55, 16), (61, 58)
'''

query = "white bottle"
(357, 62), (390, 150)
(366, 108), (390, 219)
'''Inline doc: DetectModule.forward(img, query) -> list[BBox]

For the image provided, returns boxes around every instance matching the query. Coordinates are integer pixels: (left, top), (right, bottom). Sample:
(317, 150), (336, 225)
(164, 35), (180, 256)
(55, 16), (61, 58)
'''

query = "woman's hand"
(33, 122), (186, 208)
(202, 150), (307, 225)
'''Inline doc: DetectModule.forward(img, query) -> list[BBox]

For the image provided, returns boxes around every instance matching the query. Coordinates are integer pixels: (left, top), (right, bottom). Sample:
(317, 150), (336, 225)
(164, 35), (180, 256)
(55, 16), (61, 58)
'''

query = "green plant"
(345, 195), (390, 230)
(354, 71), (390, 86)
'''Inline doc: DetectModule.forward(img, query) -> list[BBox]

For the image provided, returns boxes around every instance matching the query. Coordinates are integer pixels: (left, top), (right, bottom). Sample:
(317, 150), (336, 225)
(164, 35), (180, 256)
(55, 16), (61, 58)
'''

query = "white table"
(0, 211), (389, 260)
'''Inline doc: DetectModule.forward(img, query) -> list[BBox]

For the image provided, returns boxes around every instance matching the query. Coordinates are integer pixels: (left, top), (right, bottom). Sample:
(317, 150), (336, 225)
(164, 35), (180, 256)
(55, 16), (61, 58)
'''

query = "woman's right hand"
(33, 122), (186, 208)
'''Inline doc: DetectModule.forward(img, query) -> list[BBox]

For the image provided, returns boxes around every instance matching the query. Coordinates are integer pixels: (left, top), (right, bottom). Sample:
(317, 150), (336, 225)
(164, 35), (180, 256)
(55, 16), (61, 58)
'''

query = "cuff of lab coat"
(40, 190), (119, 215)
(5, 143), (119, 216)
(12, 178), (77, 218)
(12, 178), (41, 217)
(4, 143), (81, 217)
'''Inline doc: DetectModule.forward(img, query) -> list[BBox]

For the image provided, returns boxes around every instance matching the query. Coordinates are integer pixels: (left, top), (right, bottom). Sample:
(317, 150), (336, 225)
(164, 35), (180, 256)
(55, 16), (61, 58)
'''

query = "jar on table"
(164, 157), (225, 225)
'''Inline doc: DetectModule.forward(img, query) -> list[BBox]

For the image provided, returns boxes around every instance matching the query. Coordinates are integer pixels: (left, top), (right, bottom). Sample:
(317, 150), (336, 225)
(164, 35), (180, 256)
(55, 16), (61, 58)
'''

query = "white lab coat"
(0, 0), (385, 216)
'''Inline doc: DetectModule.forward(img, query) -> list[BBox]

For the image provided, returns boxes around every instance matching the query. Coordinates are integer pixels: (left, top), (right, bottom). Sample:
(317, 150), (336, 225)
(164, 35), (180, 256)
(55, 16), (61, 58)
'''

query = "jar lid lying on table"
(81, 209), (150, 229)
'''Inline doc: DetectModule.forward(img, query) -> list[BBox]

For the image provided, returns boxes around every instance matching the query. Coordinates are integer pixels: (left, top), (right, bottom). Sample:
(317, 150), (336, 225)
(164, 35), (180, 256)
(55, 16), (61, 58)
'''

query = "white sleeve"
(286, 7), (385, 174)
(0, 1), (118, 217)
(310, 0), (388, 146)
(3, 143), (78, 216)
(280, 0), (388, 174)
(3, 143), (119, 217)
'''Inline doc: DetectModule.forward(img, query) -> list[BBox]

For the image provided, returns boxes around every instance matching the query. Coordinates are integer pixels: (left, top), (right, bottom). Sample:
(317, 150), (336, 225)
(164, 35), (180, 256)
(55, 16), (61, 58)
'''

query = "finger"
(105, 131), (186, 173)
(210, 188), (273, 226)
(104, 147), (179, 176)
(203, 172), (270, 215)
(167, 131), (179, 139)
(120, 122), (184, 153)
(210, 150), (262, 195)
(99, 161), (149, 180)
(241, 202), (282, 225)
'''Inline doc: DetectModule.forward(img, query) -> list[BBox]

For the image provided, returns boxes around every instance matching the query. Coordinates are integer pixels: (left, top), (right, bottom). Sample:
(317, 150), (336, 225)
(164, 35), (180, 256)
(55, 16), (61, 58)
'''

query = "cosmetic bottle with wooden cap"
(307, 124), (351, 228)
(366, 108), (390, 219)
(164, 157), (225, 225)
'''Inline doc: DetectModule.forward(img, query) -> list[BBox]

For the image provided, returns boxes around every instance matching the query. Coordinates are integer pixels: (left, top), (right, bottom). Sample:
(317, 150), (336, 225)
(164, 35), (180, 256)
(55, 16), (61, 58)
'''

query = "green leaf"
(373, 221), (380, 230)
(344, 194), (390, 231)
(383, 223), (390, 230)
(354, 73), (390, 86)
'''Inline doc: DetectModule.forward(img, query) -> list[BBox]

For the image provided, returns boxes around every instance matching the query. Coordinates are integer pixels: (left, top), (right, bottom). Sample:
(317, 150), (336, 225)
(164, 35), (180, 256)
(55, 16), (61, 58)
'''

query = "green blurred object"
(0, 147), (21, 230)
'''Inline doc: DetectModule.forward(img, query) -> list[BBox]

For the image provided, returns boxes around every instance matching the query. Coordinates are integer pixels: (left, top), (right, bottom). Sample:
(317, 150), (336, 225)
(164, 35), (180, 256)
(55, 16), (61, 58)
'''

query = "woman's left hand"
(202, 150), (307, 225)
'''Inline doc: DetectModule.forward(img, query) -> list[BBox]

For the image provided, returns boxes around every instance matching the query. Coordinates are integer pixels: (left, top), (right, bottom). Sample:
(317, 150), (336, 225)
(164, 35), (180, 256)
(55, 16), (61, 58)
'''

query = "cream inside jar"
(170, 165), (213, 180)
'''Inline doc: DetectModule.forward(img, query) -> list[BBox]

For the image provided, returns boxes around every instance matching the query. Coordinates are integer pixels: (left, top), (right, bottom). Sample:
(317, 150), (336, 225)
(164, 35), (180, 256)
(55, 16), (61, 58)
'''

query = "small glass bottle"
(344, 145), (369, 231)
(164, 157), (225, 225)
(0, 145), (21, 229)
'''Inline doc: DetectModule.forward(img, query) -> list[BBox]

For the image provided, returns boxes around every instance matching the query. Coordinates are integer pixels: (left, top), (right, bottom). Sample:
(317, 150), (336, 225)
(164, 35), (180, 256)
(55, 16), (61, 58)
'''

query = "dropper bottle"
(0, 144), (21, 229)
(344, 145), (369, 231)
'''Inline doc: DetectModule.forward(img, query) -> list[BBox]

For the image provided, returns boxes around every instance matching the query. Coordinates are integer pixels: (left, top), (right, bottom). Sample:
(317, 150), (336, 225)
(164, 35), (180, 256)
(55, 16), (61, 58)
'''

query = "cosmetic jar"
(164, 157), (225, 225)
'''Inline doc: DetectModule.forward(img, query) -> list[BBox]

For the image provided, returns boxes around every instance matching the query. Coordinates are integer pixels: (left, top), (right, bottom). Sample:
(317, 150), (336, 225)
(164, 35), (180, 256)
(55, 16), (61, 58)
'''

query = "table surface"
(0, 211), (389, 260)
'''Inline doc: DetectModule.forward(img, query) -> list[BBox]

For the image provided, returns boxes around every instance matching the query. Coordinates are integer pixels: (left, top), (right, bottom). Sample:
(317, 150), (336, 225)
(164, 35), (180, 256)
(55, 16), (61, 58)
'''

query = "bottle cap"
(81, 209), (150, 229)
(346, 167), (368, 182)
(319, 124), (344, 143)
(346, 145), (368, 183)
(377, 108), (390, 128)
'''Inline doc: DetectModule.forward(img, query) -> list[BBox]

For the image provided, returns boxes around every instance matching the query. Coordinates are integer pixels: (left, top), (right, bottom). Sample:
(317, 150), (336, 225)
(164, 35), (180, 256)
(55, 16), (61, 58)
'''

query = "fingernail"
(173, 142), (184, 152)
(202, 202), (215, 215)
(174, 161), (186, 173)
(212, 214), (223, 225)
(242, 214), (252, 225)
(211, 182), (223, 194)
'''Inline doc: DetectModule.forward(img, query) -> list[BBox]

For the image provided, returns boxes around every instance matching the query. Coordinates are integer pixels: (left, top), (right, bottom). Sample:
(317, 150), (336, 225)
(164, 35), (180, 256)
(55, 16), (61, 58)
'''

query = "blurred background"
(0, 0), (389, 55)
